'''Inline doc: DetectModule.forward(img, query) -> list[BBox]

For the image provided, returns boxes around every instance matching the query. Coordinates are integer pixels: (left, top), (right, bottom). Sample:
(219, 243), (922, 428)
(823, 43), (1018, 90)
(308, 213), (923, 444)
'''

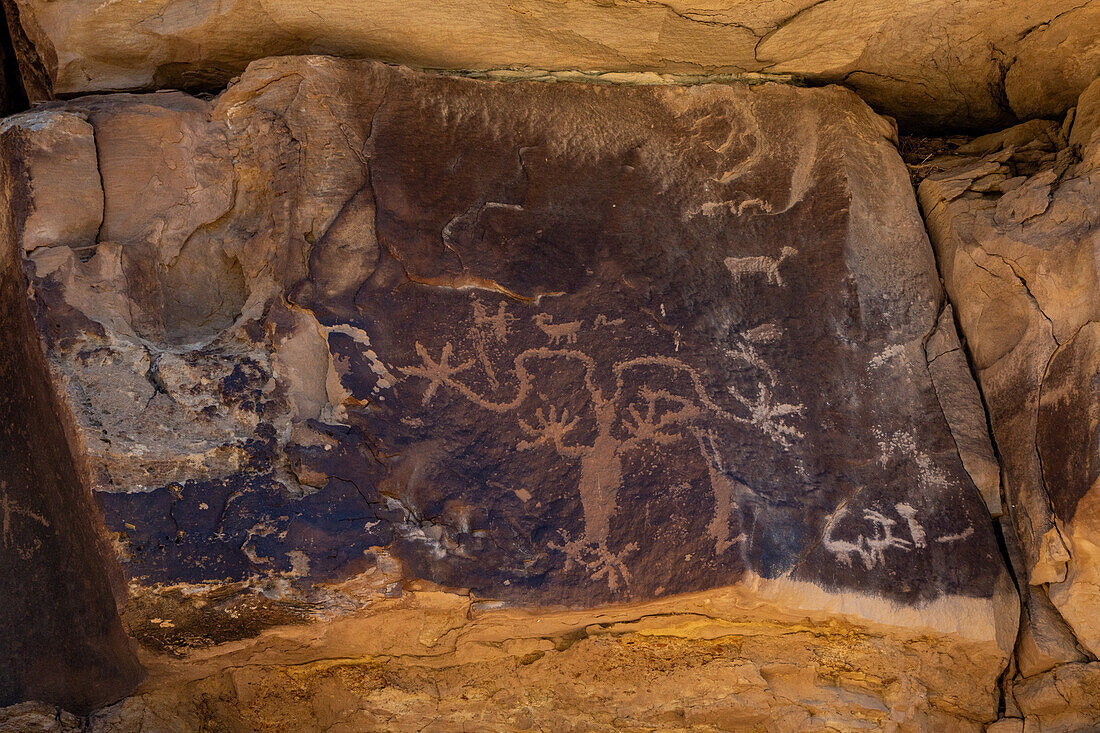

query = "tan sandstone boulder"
(4, 0), (1100, 129)
(919, 76), (1100, 733)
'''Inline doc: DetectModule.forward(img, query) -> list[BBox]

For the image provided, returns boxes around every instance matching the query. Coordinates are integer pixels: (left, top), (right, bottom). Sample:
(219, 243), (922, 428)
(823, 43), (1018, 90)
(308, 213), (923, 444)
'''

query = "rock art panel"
(5, 0), (1100, 129)
(2, 56), (1015, 725)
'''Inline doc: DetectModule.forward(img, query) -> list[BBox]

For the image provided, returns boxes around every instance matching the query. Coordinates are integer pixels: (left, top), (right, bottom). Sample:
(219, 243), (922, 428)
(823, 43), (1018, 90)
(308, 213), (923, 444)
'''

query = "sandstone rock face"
(0, 131), (141, 711)
(918, 77), (1100, 731)
(6, 0), (1100, 130)
(3, 57), (1015, 727)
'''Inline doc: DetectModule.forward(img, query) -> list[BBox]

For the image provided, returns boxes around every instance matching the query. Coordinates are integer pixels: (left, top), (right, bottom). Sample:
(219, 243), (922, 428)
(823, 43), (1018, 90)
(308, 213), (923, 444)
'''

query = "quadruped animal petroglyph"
(395, 296), (805, 589)
(724, 246), (798, 287)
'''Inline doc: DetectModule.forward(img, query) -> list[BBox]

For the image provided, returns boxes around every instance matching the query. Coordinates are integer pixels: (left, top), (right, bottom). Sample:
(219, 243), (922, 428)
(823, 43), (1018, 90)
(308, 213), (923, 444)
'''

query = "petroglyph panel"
(6, 58), (1010, 632)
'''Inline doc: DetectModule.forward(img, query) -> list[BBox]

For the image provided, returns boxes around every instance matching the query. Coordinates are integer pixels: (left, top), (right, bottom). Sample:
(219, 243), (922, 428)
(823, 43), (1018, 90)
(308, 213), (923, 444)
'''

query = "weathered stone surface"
(0, 701), (81, 733)
(0, 134), (141, 710)
(6, 0), (1100, 130)
(77, 589), (1013, 732)
(926, 303), (1002, 516)
(918, 75), (1100, 731)
(1012, 662), (1100, 733)
(3, 57), (1014, 725)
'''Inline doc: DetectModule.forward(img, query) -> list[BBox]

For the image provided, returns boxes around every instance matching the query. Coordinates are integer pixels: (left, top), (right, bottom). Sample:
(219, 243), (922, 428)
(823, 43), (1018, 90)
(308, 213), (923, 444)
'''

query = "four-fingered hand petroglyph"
(393, 300), (807, 589)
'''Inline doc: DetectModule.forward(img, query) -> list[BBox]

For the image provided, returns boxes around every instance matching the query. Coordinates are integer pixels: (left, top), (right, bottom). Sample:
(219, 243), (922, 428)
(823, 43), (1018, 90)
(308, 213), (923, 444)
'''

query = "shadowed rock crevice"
(0, 129), (141, 710)
(0, 0), (27, 114)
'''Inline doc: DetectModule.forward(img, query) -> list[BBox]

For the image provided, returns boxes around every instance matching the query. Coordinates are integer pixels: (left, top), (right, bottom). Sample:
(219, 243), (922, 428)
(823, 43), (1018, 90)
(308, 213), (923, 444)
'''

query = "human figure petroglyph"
(824, 502), (973, 570)
(692, 429), (747, 554)
(723, 338), (804, 449)
(473, 298), (515, 342)
(394, 299), (805, 589)
(724, 246), (797, 287)
(0, 485), (50, 559)
(534, 313), (582, 345)
(471, 298), (516, 388)
(894, 502), (927, 548)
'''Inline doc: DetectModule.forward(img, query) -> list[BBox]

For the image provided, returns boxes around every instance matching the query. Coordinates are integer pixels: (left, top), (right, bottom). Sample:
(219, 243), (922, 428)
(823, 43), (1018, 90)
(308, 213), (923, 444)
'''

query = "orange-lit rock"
(919, 76), (1100, 733)
(0, 57), (1016, 729)
(5, 0), (1100, 129)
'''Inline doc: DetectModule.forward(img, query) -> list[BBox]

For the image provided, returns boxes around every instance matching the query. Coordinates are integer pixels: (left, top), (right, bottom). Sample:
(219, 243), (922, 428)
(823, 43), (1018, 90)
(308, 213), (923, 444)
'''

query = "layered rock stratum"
(4, 0), (1100, 129)
(0, 56), (1022, 730)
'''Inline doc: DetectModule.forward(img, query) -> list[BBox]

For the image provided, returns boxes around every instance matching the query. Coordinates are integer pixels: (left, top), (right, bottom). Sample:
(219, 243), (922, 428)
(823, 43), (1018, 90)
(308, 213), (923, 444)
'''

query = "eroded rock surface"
(918, 76), (1100, 732)
(3, 57), (1014, 727)
(0, 137), (141, 711)
(6, 0), (1100, 130)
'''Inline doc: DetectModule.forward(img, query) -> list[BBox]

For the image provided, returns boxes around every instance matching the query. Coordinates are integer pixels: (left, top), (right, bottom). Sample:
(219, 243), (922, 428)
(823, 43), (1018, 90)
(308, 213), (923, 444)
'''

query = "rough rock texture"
(0, 591), (1020, 732)
(6, 0), (1100, 130)
(918, 77), (1100, 732)
(0, 701), (82, 732)
(3, 57), (1016, 726)
(0, 129), (141, 711)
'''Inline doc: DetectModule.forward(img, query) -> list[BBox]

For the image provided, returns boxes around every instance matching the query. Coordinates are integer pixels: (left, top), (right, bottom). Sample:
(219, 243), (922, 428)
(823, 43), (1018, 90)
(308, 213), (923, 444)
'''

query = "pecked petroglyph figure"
(533, 313), (582, 345)
(823, 501), (974, 570)
(724, 246), (797, 287)
(0, 486), (51, 561)
(393, 300), (805, 590)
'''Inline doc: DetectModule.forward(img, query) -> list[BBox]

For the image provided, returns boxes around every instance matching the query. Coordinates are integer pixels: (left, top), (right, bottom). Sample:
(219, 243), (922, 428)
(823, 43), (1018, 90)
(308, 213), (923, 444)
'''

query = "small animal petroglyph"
(724, 246), (797, 287)
(824, 501), (973, 570)
(594, 314), (625, 329)
(534, 313), (582, 345)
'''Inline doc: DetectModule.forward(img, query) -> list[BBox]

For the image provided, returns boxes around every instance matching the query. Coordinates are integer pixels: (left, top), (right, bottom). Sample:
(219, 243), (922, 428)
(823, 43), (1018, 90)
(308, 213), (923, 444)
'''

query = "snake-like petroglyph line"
(394, 299), (806, 589)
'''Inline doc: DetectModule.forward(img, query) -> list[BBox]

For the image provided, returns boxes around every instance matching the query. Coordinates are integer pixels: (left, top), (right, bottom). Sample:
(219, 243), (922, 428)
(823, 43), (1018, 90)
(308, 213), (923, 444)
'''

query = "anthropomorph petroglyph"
(393, 300), (805, 590)
(823, 501), (973, 570)
(724, 246), (797, 287)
